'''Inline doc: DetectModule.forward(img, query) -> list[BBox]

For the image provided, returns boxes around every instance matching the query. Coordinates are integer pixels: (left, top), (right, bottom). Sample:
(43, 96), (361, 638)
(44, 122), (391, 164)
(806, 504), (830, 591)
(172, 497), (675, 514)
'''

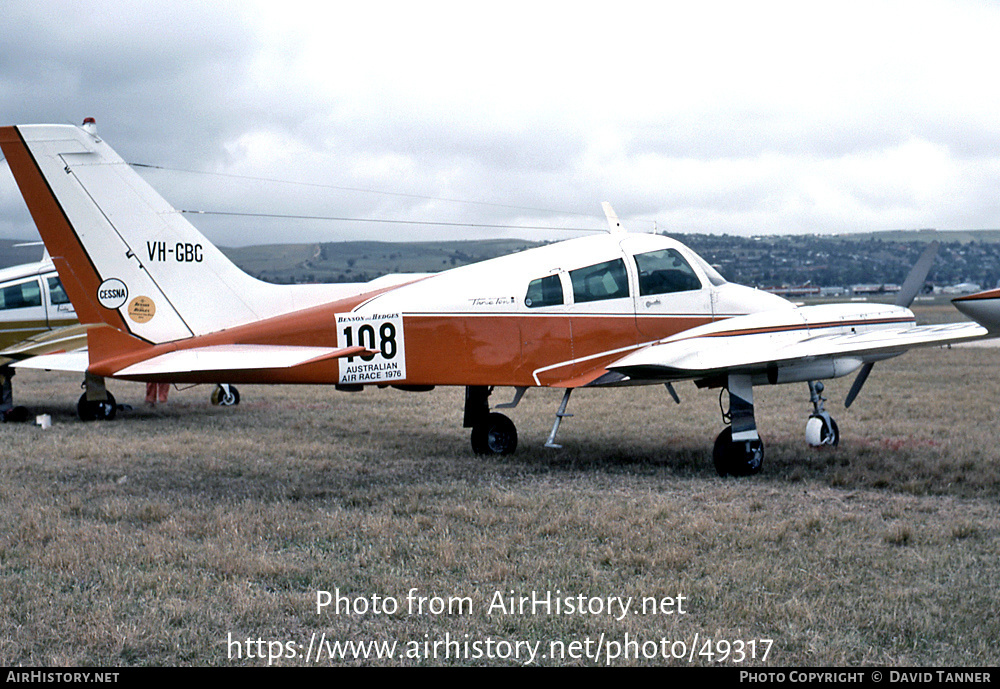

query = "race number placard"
(335, 312), (406, 384)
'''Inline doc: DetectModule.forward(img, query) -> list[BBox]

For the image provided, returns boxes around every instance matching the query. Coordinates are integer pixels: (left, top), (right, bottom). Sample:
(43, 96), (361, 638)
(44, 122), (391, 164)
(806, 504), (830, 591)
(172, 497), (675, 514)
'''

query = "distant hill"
(221, 233), (1000, 289)
(834, 229), (1000, 244)
(221, 239), (548, 284)
(671, 232), (1000, 289)
(3, 231), (999, 289)
(0, 239), (47, 269)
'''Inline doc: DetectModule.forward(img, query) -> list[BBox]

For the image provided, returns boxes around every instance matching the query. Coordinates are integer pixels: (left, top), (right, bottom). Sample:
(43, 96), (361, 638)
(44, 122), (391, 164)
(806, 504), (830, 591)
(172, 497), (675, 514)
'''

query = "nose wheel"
(806, 381), (839, 448)
(806, 415), (839, 447)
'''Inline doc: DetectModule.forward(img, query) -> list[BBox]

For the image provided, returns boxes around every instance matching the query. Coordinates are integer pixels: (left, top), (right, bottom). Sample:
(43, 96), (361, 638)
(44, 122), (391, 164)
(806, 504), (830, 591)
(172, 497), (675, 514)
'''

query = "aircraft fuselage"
(89, 232), (792, 388)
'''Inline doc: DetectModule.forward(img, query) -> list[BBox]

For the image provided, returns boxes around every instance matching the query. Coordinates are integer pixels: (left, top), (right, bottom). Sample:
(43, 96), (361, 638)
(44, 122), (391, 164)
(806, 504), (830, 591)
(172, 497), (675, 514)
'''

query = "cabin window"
(0, 279), (43, 310)
(570, 258), (629, 303)
(47, 277), (70, 305)
(633, 249), (702, 295)
(524, 274), (563, 308)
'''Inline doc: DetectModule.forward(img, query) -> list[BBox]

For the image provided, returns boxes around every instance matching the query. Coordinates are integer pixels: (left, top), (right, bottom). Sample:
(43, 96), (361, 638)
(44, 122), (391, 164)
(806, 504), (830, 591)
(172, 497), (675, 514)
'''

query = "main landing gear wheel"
(211, 384), (240, 406)
(471, 412), (518, 456)
(806, 414), (839, 448)
(77, 392), (117, 421)
(2, 406), (31, 423)
(713, 427), (764, 477)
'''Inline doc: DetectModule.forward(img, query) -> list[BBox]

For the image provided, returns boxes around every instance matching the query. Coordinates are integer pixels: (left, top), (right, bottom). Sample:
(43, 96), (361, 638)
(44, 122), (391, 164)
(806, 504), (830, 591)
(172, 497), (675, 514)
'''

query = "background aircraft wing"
(1, 323), (92, 367)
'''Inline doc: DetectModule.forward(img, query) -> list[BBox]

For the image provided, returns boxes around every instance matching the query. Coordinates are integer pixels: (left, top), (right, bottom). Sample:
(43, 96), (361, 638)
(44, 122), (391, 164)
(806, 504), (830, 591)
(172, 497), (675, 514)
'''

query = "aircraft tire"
(77, 392), (117, 422)
(805, 414), (839, 448)
(211, 384), (240, 406)
(471, 412), (518, 456)
(2, 406), (31, 423)
(713, 427), (763, 477)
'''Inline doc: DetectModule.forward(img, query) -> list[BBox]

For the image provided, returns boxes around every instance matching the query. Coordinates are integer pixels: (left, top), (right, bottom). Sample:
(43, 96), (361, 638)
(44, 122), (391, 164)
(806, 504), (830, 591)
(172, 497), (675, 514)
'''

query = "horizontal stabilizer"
(13, 350), (89, 372)
(113, 344), (374, 377)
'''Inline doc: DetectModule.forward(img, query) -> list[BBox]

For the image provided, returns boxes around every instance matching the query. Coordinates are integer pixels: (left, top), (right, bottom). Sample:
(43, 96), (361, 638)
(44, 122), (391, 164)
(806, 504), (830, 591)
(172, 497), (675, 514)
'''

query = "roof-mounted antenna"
(602, 202), (625, 234)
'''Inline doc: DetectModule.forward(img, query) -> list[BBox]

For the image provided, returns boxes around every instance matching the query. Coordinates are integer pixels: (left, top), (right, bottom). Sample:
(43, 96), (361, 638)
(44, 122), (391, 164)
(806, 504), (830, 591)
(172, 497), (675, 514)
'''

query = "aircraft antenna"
(602, 202), (625, 234)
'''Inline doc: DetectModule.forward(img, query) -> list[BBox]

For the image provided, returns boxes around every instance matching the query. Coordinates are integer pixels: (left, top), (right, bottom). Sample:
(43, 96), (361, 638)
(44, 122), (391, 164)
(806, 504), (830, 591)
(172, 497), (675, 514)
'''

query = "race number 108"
(335, 313), (407, 385)
(341, 321), (397, 362)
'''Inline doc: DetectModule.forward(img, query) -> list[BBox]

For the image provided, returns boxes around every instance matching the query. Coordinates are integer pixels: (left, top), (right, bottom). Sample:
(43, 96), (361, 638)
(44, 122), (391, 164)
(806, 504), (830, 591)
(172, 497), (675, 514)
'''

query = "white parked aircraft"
(0, 248), (238, 420)
(1, 120), (992, 475)
(0, 249), (89, 420)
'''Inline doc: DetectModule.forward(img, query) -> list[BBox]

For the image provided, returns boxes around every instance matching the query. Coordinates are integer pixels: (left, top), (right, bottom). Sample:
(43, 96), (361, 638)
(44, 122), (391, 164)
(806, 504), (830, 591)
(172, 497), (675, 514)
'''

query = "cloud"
(3, 0), (1000, 247)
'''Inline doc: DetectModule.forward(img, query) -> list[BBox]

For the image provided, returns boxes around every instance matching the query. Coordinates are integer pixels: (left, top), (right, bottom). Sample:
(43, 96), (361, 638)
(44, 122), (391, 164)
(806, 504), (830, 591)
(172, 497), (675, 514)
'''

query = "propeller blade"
(846, 243), (937, 408)
(844, 362), (874, 408)
(895, 241), (939, 307)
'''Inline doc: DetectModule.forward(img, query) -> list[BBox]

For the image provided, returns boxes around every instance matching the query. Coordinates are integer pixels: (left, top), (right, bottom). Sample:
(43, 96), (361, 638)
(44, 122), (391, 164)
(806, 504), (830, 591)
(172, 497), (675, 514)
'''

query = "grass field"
(1, 345), (998, 666)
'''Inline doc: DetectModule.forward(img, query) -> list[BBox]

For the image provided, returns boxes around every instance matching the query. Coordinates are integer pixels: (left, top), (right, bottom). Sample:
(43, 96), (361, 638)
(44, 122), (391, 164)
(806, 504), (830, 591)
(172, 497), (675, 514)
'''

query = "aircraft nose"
(953, 290), (1000, 332)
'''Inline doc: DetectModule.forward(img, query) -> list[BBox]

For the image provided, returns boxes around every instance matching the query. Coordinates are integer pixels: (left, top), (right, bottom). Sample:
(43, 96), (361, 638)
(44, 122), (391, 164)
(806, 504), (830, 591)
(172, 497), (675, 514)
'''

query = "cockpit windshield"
(632, 249), (703, 295)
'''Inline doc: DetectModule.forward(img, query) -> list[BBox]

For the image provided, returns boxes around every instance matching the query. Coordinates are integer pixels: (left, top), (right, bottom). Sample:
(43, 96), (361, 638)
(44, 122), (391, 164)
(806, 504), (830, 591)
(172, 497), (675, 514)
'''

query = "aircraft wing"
(603, 307), (990, 384)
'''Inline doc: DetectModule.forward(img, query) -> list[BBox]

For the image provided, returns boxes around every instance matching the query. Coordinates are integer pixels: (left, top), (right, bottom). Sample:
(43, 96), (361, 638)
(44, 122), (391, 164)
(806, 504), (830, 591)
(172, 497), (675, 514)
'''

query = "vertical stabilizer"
(0, 123), (338, 346)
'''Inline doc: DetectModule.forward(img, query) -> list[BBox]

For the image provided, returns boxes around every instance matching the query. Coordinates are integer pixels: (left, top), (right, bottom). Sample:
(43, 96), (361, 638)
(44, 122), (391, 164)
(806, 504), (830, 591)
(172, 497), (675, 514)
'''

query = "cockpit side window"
(0, 279), (43, 311)
(633, 249), (702, 296)
(524, 274), (563, 308)
(570, 258), (629, 303)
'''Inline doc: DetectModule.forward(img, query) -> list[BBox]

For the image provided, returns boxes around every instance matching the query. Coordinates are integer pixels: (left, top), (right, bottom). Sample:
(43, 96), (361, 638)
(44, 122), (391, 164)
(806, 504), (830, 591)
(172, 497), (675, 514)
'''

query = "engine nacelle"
(752, 358), (863, 386)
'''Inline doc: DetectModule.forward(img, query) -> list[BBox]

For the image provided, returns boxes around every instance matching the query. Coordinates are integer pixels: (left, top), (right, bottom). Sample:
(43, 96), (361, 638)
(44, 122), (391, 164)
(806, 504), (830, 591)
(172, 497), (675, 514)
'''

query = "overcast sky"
(2, 0), (999, 247)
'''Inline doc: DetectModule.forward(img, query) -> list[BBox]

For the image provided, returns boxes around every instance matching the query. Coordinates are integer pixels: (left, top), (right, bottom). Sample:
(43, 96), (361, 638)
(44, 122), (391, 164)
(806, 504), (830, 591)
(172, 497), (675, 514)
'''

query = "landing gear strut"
(714, 374), (763, 477)
(464, 386), (517, 455)
(0, 367), (30, 422)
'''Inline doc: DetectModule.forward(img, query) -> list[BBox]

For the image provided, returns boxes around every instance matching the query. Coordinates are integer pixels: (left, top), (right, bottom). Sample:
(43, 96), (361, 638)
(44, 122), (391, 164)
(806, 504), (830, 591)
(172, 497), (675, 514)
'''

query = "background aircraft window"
(47, 276), (70, 305)
(633, 249), (703, 295)
(570, 258), (629, 303)
(0, 279), (43, 311)
(524, 274), (563, 308)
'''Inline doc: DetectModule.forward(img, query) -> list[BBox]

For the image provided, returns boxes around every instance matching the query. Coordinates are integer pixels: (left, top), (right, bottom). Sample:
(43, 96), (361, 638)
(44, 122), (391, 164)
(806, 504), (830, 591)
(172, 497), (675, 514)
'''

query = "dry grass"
(1, 345), (998, 666)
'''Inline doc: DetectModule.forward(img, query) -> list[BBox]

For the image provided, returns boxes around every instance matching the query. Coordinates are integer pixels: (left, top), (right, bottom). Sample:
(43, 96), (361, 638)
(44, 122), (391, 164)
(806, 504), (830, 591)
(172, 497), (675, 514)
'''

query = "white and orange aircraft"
(1, 120), (994, 476)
